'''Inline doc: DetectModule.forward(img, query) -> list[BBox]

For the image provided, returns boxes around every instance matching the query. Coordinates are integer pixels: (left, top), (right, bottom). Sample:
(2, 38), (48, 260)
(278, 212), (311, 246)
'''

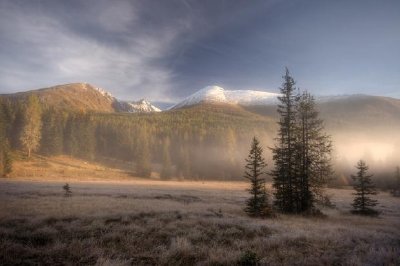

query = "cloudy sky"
(0, 0), (399, 102)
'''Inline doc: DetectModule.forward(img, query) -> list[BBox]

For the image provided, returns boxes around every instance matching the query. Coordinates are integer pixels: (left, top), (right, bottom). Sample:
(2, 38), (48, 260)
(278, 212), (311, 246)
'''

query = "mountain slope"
(2, 83), (116, 112)
(170, 86), (280, 109)
(244, 94), (400, 131)
(113, 99), (161, 113)
(1, 83), (161, 113)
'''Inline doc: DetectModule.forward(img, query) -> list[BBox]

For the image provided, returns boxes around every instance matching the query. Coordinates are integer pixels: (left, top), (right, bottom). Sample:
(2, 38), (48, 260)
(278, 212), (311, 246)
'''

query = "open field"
(1, 155), (399, 265)
(1, 174), (399, 265)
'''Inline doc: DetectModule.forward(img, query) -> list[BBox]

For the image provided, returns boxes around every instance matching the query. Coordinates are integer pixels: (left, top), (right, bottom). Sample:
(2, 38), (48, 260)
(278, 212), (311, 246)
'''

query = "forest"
(0, 95), (275, 180)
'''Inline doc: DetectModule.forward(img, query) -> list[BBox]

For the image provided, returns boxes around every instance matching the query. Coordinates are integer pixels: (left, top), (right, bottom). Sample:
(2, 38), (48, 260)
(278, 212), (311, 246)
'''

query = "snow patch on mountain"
(170, 86), (281, 109)
(94, 86), (114, 99)
(79, 83), (160, 113)
(114, 99), (161, 113)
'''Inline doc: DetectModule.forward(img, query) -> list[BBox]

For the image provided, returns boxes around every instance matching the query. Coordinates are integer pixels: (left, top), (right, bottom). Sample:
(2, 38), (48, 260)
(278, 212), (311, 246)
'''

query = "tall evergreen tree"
(295, 91), (333, 211)
(160, 136), (172, 179)
(20, 95), (42, 157)
(271, 68), (299, 213)
(244, 137), (270, 217)
(351, 160), (379, 215)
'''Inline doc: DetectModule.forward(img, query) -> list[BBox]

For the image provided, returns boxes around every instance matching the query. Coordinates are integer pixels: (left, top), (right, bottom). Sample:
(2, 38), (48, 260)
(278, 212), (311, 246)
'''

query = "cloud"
(0, 0), (191, 101)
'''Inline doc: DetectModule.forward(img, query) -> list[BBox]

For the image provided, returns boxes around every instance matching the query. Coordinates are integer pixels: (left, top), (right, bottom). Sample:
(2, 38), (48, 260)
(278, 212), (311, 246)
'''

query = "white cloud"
(0, 1), (192, 101)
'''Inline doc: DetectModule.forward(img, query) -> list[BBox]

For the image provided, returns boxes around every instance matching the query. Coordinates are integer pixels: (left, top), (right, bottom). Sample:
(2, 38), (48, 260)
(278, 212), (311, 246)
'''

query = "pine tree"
(244, 137), (270, 217)
(271, 68), (299, 213)
(63, 183), (72, 197)
(20, 95), (42, 158)
(351, 160), (379, 215)
(160, 136), (172, 179)
(295, 91), (333, 212)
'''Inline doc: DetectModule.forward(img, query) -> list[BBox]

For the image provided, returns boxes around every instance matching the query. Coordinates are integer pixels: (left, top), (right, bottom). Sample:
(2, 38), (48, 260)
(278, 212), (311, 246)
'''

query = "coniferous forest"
(0, 95), (274, 180)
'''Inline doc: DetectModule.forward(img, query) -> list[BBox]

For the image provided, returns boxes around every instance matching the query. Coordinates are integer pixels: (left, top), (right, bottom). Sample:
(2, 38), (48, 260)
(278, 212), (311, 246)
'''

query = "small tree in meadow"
(244, 137), (270, 217)
(351, 160), (378, 216)
(63, 183), (72, 197)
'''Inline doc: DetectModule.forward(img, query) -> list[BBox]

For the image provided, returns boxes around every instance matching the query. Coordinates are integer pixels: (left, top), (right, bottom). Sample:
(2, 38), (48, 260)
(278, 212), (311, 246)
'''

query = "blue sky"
(0, 0), (399, 102)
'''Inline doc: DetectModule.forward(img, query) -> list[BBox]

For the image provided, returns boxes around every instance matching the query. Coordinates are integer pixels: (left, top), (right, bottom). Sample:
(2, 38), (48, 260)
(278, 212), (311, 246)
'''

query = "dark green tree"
(244, 137), (270, 217)
(271, 68), (299, 213)
(63, 183), (72, 197)
(295, 91), (333, 212)
(351, 160), (379, 215)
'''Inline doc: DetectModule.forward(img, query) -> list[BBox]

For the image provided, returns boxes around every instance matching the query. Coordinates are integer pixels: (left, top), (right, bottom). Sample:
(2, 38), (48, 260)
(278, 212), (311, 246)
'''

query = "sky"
(0, 0), (399, 102)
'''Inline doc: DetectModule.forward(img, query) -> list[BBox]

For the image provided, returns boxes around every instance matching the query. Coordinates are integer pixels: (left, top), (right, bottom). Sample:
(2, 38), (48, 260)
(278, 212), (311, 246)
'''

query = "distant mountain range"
(1, 83), (400, 131)
(1, 82), (399, 169)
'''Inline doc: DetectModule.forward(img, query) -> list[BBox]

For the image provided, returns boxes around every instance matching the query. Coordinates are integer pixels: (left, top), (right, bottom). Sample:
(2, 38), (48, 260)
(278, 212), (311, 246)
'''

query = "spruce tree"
(351, 160), (379, 215)
(20, 95), (42, 157)
(271, 68), (298, 213)
(63, 183), (72, 197)
(295, 91), (333, 212)
(244, 137), (270, 217)
(160, 136), (172, 179)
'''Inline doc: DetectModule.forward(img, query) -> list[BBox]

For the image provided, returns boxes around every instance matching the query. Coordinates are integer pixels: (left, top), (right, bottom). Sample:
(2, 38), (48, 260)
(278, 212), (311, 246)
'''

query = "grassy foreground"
(0, 156), (399, 265)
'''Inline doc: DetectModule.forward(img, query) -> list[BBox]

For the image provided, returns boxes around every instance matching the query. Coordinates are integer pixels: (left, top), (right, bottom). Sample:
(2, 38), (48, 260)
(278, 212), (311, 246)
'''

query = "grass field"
(1, 156), (399, 265)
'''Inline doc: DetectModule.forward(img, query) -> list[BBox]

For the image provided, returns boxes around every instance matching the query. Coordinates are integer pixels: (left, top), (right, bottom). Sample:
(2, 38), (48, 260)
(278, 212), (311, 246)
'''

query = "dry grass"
(1, 156), (400, 265)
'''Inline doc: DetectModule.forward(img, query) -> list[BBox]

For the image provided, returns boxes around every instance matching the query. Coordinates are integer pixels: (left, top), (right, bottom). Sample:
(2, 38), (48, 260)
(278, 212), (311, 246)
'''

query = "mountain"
(1, 83), (115, 112)
(113, 99), (161, 113)
(0, 83), (161, 113)
(171, 86), (400, 129)
(170, 86), (280, 109)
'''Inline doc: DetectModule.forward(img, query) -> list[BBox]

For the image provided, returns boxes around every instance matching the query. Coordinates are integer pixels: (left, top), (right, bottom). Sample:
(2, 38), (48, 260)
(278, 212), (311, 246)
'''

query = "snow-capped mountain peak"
(170, 86), (281, 109)
(114, 98), (161, 113)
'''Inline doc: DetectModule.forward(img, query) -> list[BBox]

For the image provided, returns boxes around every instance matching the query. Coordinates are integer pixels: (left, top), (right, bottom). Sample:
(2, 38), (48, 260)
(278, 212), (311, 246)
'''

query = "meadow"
(0, 156), (399, 265)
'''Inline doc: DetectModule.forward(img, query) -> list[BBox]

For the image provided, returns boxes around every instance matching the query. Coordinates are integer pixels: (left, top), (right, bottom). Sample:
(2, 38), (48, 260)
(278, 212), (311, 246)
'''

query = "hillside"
(243, 94), (400, 132)
(1, 83), (399, 181)
(170, 85), (280, 109)
(0, 83), (161, 113)
(1, 83), (116, 112)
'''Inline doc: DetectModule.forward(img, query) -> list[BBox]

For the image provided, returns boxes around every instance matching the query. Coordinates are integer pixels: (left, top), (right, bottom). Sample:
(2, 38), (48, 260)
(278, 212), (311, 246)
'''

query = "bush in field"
(237, 250), (260, 266)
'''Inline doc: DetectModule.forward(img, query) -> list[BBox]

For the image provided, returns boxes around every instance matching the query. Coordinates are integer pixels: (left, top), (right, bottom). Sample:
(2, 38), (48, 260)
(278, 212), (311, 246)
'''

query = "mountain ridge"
(0, 83), (161, 113)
